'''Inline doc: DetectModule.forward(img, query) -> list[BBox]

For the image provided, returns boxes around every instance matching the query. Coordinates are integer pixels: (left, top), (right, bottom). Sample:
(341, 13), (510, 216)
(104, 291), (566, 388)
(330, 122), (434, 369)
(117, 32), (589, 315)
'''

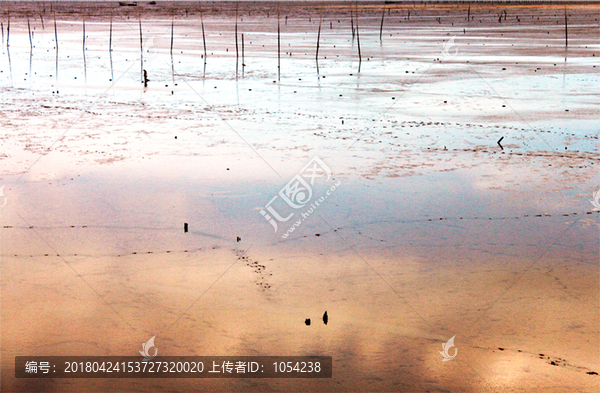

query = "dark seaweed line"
(3, 211), (597, 232)
(3, 246), (220, 259)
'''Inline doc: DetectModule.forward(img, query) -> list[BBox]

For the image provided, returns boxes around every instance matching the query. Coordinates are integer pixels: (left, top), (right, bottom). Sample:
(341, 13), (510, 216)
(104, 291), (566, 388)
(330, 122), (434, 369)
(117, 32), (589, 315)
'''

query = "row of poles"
(2, 4), (570, 85)
(0, 3), (367, 84)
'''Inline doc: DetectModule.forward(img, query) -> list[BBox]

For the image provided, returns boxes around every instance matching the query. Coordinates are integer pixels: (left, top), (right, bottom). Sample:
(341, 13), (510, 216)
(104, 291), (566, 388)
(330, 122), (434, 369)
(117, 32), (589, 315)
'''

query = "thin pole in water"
(356, 4), (361, 72)
(241, 33), (245, 72)
(53, 10), (58, 50)
(7, 12), (10, 48)
(235, 2), (239, 77)
(109, 11), (113, 81)
(315, 11), (322, 74)
(350, 7), (354, 42)
(200, 6), (207, 62)
(27, 17), (32, 51)
(170, 13), (174, 57)
(277, 3), (281, 81)
(54, 9), (58, 79)
(564, 6), (568, 48)
(379, 8), (385, 44)
(82, 11), (87, 82)
(170, 12), (175, 86)
(109, 12), (112, 53)
(28, 15), (33, 80)
(139, 9), (143, 84)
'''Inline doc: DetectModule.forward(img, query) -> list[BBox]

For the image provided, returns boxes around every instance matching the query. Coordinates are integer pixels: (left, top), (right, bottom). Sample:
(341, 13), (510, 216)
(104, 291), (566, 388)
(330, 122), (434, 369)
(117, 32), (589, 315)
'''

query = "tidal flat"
(0, 1), (599, 391)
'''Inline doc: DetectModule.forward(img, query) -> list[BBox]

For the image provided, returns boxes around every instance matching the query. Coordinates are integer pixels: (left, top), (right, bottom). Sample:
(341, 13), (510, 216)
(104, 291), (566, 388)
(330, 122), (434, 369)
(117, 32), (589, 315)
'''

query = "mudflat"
(0, 1), (598, 392)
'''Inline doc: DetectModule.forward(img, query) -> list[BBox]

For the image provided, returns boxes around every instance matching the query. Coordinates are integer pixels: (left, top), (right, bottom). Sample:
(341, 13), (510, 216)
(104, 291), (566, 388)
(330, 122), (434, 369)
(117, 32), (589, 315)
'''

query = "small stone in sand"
(305, 319), (311, 326)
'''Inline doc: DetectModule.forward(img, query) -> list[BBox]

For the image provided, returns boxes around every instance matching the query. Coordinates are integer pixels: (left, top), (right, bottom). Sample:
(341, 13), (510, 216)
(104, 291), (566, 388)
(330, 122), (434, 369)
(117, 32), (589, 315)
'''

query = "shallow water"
(1, 2), (599, 392)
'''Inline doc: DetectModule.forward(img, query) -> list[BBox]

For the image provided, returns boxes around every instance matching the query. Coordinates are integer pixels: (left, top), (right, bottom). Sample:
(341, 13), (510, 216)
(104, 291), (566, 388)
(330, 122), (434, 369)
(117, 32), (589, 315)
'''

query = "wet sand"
(1, 1), (599, 392)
